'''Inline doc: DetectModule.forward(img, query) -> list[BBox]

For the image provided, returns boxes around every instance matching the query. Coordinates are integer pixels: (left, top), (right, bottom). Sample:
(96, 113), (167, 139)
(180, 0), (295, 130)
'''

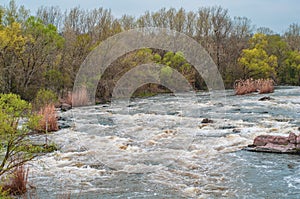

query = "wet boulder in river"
(245, 132), (300, 154)
(253, 135), (289, 146)
(259, 96), (274, 101)
(201, 118), (213, 124)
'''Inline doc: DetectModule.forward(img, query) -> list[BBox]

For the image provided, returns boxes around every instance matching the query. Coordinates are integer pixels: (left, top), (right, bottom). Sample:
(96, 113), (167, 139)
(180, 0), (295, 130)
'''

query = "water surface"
(28, 87), (300, 198)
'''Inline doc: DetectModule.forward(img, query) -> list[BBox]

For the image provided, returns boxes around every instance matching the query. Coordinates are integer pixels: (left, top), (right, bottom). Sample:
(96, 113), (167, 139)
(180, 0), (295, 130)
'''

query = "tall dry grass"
(2, 166), (29, 196)
(71, 86), (89, 107)
(257, 79), (274, 94)
(37, 104), (58, 132)
(65, 91), (73, 105)
(234, 78), (274, 95)
(60, 87), (89, 107)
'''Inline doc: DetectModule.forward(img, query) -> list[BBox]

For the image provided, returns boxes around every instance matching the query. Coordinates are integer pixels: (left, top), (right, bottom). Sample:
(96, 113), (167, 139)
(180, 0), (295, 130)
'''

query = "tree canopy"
(0, 0), (299, 102)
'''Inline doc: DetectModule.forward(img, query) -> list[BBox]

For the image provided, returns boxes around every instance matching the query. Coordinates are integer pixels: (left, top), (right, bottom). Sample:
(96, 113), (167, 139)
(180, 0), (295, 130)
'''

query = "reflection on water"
(28, 87), (299, 198)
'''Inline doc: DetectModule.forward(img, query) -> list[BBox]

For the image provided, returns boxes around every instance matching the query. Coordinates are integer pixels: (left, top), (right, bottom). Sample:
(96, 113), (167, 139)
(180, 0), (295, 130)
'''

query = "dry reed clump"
(257, 79), (275, 94)
(234, 78), (274, 95)
(2, 166), (29, 196)
(60, 87), (89, 107)
(37, 104), (58, 132)
(65, 91), (73, 105)
(71, 86), (89, 107)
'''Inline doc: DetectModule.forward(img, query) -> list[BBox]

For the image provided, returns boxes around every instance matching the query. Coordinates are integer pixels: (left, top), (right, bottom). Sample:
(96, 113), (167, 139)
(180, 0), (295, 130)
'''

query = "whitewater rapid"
(27, 87), (299, 198)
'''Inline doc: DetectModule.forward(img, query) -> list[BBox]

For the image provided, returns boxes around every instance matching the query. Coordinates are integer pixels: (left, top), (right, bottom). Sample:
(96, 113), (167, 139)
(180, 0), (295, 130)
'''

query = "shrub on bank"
(34, 89), (58, 111)
(0, 93), (59, 197)
(37, 104), (59, 133)
(33, 89), (59, 133)
(0, 94), (38, 177)
(1, 166), (28, 196)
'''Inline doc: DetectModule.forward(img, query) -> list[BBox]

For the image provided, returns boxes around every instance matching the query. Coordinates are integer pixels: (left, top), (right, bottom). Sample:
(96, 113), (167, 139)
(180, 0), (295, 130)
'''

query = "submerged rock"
(259, 96), (274, 101)
(244, 132), (300, 154)
(201, 118), (213, 124)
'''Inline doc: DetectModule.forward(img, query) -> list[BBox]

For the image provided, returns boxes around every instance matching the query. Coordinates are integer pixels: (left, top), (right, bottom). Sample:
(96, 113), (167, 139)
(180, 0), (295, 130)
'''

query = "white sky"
(2, 0), (300, 34)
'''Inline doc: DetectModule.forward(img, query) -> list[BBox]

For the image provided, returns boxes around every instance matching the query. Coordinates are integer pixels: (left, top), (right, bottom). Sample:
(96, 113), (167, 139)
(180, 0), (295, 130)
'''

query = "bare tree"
(284, 23), (300, 51)
(211, 6), (232, 73)
(36, 6), (63, 31)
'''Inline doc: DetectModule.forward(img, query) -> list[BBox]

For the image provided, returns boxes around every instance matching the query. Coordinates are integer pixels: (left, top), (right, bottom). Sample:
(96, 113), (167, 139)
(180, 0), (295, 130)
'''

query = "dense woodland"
(1, 0), (300, 102)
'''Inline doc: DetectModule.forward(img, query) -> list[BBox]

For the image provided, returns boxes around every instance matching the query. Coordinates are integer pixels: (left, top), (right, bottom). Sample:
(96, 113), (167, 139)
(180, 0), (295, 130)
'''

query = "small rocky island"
(244, 132), (300, 154)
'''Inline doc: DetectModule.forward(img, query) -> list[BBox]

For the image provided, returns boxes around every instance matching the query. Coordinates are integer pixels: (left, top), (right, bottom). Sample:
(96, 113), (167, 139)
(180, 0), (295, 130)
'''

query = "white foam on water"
(26, 87), (300, 198)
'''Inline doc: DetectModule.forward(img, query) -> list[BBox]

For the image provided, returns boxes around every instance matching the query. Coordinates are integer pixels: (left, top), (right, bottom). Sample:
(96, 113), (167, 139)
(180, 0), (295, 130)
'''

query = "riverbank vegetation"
(0, 0), (299, 102)
(0, 93), (57, 197)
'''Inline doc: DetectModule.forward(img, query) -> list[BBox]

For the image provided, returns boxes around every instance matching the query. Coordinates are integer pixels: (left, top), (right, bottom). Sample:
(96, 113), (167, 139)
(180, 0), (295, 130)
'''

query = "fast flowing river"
(27, 87), (300, 198)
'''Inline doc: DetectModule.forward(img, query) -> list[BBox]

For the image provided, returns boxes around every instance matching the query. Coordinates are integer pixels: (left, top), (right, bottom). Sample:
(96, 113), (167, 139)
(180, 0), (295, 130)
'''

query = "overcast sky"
(2, 0), (300, 34)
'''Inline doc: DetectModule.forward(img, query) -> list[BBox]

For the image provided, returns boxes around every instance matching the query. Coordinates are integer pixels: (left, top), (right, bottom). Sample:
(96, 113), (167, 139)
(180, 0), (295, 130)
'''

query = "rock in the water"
(60, 103), (72, 112)
(259, 96), (273, 101)
(288, 132), (297, 144)
(245, 132), (300, 154)
(296, 136), (300, 145)
(57, 116), (72, 129)
(253, 135), (289, 146)
(58, 122), (71, 129)
(201, 118), (213, 123)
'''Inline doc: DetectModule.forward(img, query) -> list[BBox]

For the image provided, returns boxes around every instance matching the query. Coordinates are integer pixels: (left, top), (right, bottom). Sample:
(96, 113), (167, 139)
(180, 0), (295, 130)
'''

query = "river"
(27, 87), (300, 198)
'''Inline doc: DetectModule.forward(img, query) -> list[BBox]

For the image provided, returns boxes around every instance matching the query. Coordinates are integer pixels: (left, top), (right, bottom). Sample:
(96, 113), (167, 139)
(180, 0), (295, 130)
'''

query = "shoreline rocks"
(244, 132), (300, 154)
(60, 103), (72, 112)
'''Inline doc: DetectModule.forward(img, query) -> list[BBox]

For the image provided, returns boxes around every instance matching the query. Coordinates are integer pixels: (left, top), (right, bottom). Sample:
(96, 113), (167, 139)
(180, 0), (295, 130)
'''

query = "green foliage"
(0, 22), (26, 56)
(279, 51), (300, 85)
(0, 93), (39, 177)
(24, 16), (64, 49)
(0, 21), (27, 94)
(162, 51), (175, 66)
(44, 69), (64, 92)
(1, 0), (300, 102)
(160, 65), (174, 87)
(0, 186), (12, 199)
(73, 33), (92, 51)
(265, 35), (289, 57)
(34, 89), (58, 110)
(161, 51), (191, 73)
(239, 48), (277, 79)
(238, 33), (277, 79)
(160, 66), (173, 79)
(153, 53), (162, 63)
(159, 51), (194, 84)
(0, 7), (4, 28)
(134, 48), (153, 64)
(239, 33), (300, 85)
(249, 33), (268, 49)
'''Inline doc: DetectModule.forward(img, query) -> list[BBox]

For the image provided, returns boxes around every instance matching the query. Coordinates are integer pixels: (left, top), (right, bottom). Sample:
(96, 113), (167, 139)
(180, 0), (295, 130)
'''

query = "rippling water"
(27, 87), (300, 198)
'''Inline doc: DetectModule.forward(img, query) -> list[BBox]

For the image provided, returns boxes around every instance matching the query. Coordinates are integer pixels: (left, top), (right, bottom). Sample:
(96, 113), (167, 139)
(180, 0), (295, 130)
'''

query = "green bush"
(0, 186), (12, 199)
(33, 89), (58, 110)
(0, 93), (39, 177)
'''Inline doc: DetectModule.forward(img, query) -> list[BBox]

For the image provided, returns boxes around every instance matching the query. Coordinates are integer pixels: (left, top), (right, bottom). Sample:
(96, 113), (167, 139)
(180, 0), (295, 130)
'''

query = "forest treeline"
(1, 0), (300, 101)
